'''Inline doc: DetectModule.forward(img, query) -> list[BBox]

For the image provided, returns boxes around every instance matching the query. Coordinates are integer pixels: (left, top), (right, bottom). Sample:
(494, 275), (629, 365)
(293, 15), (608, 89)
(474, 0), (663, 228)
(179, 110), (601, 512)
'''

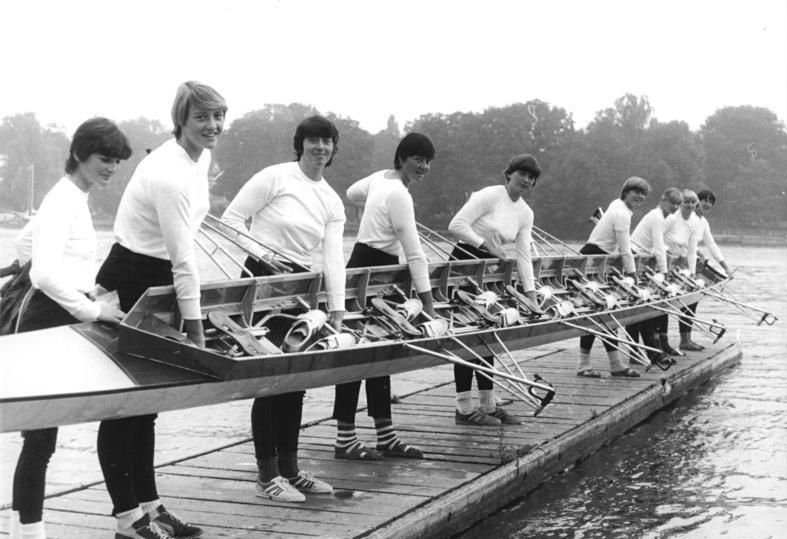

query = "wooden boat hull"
(0, 294), (700, 432)
(0, 254), (723, 432)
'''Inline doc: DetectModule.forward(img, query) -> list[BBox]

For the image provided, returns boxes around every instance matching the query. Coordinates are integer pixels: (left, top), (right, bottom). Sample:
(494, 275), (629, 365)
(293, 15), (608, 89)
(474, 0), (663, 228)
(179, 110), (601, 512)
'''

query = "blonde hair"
(171, 81), (227, 139)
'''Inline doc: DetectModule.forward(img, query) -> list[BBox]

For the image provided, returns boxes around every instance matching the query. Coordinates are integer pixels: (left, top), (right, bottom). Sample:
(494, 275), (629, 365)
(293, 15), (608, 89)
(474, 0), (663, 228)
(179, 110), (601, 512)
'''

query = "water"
(456, 246), (787, 539)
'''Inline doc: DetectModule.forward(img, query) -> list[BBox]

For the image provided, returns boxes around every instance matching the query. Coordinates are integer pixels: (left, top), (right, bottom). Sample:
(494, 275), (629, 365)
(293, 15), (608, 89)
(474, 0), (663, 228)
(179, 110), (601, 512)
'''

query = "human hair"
(393, 133), (436, 170)
(697, 189), (716, 204)
(293, 115), (340, 166)
(171, 81), (227, 139)
(504, 153), (541, 181)
(65, 117), (132, 174)
(662, 187), (683, 204)
(681, 189), (698, 203)
(619, 176), (651, 199)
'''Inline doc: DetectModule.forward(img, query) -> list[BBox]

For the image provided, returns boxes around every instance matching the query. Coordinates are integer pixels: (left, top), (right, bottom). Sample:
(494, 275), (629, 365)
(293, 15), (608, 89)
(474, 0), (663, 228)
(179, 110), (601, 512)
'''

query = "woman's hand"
(183, 319), (206, 348)
(479, 241), (506, 259)
(328, 310), (344, 332)
(262, 255), (293, 274)
(96, 303), (125, 324)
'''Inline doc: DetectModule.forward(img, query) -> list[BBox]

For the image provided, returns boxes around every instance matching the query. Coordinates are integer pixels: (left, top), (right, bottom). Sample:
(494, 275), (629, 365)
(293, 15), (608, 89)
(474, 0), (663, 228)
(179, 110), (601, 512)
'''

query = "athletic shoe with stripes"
(255, 476), (306, 503)
(151, 506), (203, 538)
(288, 471), (333, 494)
(115, 514), (174, 539)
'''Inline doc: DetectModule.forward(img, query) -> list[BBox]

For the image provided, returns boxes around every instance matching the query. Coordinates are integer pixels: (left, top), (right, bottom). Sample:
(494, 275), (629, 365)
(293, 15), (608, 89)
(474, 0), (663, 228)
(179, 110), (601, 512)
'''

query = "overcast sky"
(1, 0), (785, 136)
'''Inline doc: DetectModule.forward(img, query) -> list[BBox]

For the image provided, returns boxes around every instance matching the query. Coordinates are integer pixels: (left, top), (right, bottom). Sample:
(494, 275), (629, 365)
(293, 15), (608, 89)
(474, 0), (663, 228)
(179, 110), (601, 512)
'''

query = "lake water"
(1, 229), (785, 539)
(456, 246), (787, 539)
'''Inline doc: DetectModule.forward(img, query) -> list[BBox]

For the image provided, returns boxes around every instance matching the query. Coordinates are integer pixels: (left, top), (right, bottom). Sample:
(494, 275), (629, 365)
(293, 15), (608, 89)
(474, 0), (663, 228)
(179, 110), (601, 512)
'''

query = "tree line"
(1, 95), (785, 240)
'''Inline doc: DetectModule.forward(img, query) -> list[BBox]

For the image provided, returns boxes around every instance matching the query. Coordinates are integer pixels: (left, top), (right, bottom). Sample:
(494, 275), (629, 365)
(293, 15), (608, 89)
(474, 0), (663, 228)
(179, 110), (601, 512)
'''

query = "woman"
(627, 187), (682, 359)
(221, 115), (344, 503)
(576, 176), (650, 378)
(674, 189), (733, 350)
(9, 118), (130, 539)
(332, 133), (436, 460)
(660, 189), (722, 353)
(446, 153), (542, 426)
(94, 81), (225, 539)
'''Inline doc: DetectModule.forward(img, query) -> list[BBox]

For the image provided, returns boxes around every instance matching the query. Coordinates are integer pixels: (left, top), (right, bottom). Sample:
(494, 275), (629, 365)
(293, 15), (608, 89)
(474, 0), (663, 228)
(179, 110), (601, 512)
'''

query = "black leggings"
(578, 243), (615, 352)
(245, 256), (308, 461)
(12, 290), (77, 523)
(95, 243), (172, 515)
(333, 243), (397, 422)
(451, 243), (494, 392)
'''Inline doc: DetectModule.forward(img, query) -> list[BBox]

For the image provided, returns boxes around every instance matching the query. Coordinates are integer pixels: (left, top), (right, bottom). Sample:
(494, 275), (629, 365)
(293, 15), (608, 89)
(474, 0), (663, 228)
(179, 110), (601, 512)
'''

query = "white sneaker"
(288, 470), (333, 494)
(255, 476), (306, 503)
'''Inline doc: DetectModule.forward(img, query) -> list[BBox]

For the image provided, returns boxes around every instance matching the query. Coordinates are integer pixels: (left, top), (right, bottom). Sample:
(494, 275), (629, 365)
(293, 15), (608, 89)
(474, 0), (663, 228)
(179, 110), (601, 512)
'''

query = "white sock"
(478, 390), (496, 414)
(455, 391), (474, 414)
(10, 511), (21, 539)
(116, 507), (144, 530)
(140, 499), (161, 518)
(608, 350), (626, 372)
(19, 521), (46, 539)
(577, 350), (591, 371)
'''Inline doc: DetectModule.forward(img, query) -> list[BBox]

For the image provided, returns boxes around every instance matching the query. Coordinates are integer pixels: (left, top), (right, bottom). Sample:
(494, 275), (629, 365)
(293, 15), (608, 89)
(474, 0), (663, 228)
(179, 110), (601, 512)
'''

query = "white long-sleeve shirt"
(698, 215), (725, 263)
(113, 139), (210, 320)
(448, 185), (536, 291)
(663, 211), (704, 273)
(586, 198), (635, 273)
(631, 207), (669, 272)
(222, 161), (346, 312)
(347, 170), (430, 293)
(20, 177), (101, 322)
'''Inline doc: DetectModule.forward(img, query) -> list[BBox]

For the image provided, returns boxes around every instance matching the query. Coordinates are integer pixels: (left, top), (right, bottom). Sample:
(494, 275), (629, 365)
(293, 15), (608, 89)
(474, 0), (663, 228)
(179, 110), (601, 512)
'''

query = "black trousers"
(578, 243), (615, 352)
(679, 302), (698, 333)
(12, 290), (77, 523)
(95, 243), (172, 515)
(333, 243), (397, 422)
(245, 256), (308, 461)
(451, 243), (494, 392)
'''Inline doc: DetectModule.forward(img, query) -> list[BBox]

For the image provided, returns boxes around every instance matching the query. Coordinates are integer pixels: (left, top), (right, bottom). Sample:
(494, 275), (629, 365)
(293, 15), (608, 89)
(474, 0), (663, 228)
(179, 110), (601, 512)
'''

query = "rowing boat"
(0, 252), (727, 432)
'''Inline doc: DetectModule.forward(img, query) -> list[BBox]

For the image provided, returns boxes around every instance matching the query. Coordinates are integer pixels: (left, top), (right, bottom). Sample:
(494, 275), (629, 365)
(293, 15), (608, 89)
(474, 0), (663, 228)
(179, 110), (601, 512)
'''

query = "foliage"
(1, 99), (784, 239)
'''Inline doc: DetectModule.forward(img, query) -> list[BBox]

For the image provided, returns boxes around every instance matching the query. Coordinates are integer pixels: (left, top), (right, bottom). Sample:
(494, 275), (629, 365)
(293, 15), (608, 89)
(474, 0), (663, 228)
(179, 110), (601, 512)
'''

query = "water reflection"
(457, 247), (787, 539)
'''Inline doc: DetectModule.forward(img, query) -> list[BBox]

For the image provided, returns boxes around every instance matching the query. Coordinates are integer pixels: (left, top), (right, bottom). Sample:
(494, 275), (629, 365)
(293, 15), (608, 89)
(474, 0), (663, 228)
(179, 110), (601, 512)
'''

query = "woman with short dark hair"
(446, 153), (542, 426)
(9, 117), (131, 539)
(222, 114), (345, 503)
(332, 132), (436, 461)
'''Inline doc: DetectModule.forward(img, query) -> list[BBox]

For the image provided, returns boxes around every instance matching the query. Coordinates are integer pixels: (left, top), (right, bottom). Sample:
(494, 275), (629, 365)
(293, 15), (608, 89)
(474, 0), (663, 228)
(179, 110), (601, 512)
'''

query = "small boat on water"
(0, 249), (731, 433)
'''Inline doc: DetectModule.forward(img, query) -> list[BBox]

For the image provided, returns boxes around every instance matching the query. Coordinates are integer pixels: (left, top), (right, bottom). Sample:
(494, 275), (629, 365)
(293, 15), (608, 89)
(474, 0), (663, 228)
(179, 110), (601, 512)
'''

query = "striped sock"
(335, 421), (362, 454)
(374, 418), (400, 450)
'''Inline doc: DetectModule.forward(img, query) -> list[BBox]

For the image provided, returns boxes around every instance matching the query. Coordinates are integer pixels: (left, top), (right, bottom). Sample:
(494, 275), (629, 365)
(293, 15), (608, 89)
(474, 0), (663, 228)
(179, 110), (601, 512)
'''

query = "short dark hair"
(293, 115), (339, 166)
(393, 133), (435, 170)
(619, 176), (651, 199)
(697, 189), (716, 204)
(65, 118), (132, 174)
(504, 153), (541, 180)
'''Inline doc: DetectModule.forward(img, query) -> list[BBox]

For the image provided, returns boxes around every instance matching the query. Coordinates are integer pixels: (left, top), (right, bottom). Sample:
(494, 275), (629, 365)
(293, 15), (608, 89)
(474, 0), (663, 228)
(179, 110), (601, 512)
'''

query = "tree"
(89, 117), (169, 220)
(0, 113), (69, 213)
(213, 103), (319, 202)
(700, 106), (787, 227)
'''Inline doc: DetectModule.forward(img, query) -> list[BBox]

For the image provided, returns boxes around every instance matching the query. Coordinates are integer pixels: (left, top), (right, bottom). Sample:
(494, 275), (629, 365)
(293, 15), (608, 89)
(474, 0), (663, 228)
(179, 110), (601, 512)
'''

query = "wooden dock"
(0, 340), (741, 538)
